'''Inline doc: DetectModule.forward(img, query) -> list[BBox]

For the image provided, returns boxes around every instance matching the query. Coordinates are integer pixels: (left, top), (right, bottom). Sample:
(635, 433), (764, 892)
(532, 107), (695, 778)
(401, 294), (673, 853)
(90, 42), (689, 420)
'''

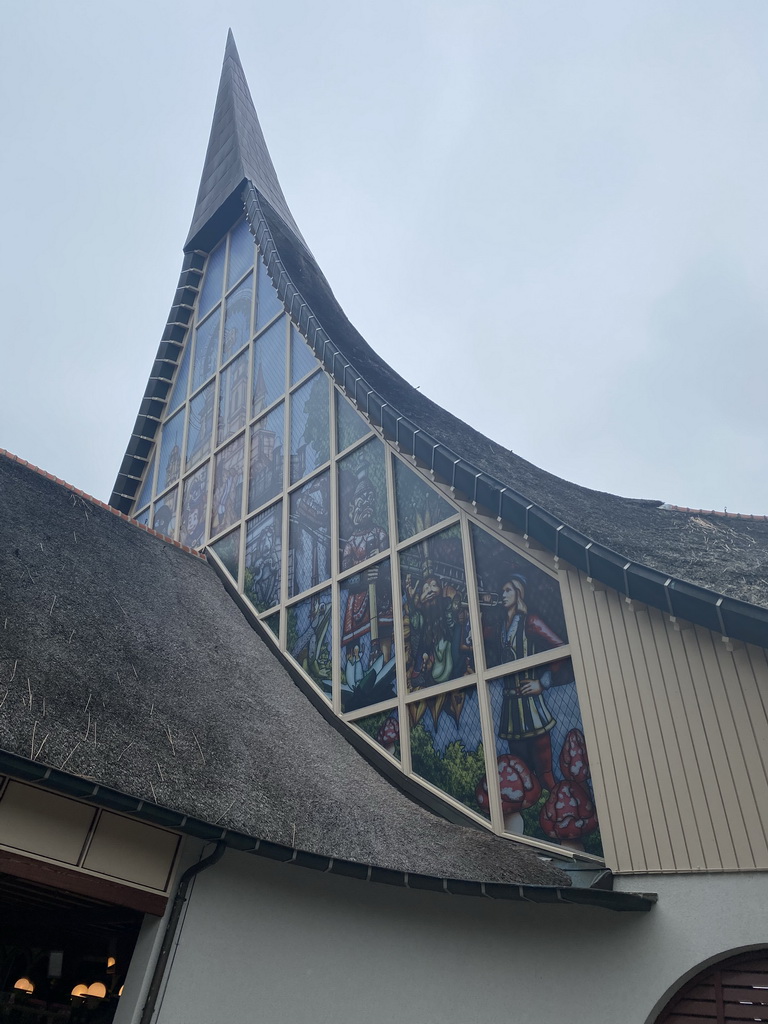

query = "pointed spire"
(185, 31), (304, 250)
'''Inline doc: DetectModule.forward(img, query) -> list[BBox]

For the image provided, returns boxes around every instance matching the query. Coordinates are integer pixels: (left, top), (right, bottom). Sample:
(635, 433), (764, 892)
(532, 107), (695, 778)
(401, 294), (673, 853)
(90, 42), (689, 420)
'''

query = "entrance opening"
(0, 872), (143, 1023)
(656, 949), (768, 1023)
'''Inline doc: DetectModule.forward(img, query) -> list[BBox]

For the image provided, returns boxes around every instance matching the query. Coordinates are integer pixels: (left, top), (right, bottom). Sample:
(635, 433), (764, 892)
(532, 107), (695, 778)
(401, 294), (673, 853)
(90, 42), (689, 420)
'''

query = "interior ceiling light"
(13, 978), (34, 994)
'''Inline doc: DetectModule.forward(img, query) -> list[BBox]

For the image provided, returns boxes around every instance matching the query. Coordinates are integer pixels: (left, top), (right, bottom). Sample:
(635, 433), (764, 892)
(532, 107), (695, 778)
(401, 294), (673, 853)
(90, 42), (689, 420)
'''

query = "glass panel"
(152, 486), (178, 540)
(263, 612), (280, 638)
(288, 471), (331, 597)
(222, 273), (253, 364)
(248, 404), (284, 512)
(399, 524), (473, 691)
(340, 556), (397, 713)
(409, 684), (488, 818)
(227, 219), (255, 289)
(336, 392), (370, 453)
(180, 463), (209, 548)
(471, 524), (568, 671)
(255, 259), (283, 331)
(252, 316), (285, 417)
(290, 324), (316, 385)
(158, 409), (185, 491)
(167, 338), (192, 414)
(192, 308), (221, 392)
(338, 437), (389, 571)
(134, 508), (150, 526)
(211, 526), (241, 580)
(394, 458), (453, 542)
(186, 383), (215, 469)
(211, 435), (245, 536)
(290, 373), (330, 484)
(198, 241), (226, 319)
(354, 708), (400, 760)
(217, 350), (248, 444)
(244, 503), (282, 612)
(134, 452), (155, 510)
(287, 588), (333, 697)
(487, 658), (602, 855)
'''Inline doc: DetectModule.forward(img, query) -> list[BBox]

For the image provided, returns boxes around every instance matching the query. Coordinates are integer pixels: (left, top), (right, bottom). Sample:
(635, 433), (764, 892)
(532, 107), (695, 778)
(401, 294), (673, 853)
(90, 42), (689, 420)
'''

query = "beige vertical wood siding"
(561, 568), (768, 874)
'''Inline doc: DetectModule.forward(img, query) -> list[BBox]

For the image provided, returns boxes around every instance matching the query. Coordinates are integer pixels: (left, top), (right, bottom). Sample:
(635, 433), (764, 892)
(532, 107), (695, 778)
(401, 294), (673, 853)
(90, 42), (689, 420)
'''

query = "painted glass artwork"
(409, 684), (489, 819)
(227, 219), (254, 290)
(244, 503), (282, 612)
(255, 259), (283, 331)
(471, 524), (568, 671)
(134, 508), (150, 526)
(192, 308), (221, 392)
(211, 435), (245, 536)
(288, 472), (330, 597)
(264, 612), (280, 638)
(287, 588), (332, 697)
(400, 524), (473, 691)
(336, 392), (369, 453)
(135, 452), (155, 511)
(217, 349), (248, 444)
(186, 383), (215, 469)
(487, 658), (602, 855)
(180, 463), (209, 548)
(153, 486), (178, 540)
(198, 241), (226, 319)
(354, 708), (400, 760)
(394, 458), (453, 543)
(211, 526), (240, 580)
(290, 324), (316, 385)
(158, 410), (185, 492)
(290, 373), (330, 484)
(222, 273), (253, 364)
(249, 404), (284, 512)
(340, 556), (396, 713)
(338, 438), (389, 571)
(252, 317), (285, 417)
(167, 339), (192, 414)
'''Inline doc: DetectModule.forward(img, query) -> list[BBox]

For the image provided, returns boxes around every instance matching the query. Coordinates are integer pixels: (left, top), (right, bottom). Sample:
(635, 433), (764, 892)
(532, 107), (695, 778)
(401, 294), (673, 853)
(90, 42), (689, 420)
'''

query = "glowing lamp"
(13, 978), (34, 994)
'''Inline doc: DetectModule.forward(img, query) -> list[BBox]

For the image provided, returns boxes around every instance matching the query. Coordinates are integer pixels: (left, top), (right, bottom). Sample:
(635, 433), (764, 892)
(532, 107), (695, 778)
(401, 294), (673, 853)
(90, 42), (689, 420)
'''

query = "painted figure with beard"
(403, 574), (466, 688)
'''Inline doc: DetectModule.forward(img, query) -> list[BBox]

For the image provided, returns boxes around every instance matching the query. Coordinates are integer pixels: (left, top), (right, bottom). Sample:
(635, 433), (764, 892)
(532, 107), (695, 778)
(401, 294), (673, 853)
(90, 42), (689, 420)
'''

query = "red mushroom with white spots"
(475, 754), (541, 834)
(376, 716), (399, 755)
(539, 780), (598, 851)
(559, 728), (590, 784)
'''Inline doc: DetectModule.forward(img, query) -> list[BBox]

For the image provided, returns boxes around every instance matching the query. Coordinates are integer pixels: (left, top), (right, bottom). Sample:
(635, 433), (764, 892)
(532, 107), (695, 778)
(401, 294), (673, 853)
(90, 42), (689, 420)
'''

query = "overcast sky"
(1, 1), (767, 514)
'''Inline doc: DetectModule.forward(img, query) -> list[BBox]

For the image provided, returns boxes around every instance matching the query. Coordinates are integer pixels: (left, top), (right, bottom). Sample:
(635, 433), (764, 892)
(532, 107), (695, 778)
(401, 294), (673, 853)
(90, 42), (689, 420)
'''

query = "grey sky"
(1, 1), (767, 514)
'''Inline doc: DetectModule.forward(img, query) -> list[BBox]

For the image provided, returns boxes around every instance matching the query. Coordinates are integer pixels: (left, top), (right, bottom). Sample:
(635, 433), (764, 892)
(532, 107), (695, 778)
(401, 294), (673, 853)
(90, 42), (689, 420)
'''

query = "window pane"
(186, 383), (215, 469)
(152, 486), (178, 540)
(158, 410), (185, 492)
(399, 523), (473, 690)
(134, 452), (155, 510)
(290, 373), (330, 484)
(287, 588), (332, 698)
(290, 324), (316, 385)
(134, 508), (150, 526)
(192, 308), (221, 392)
(394, 458), (453, 542)
(211, 435), (245, 536)
(288, 471), (331, 597)
(255, 259), (283, 331)
(336, 392), (370, 453)
(338, 437), (389, 571)
(340, 556), (397, 713)
(244, 503), (282, 612)
(180, 463), (209, 548)
(470, 523), (568, 671)
(222, 273), (253, 364)
(167, 340), (192, 414)
(227, 220), (255, 289)
(354, 708), (400, 760)
(211, 526), (241, 581)
(252, 316), (285, 417)
(198, 242), (226, 319)
(217, 350), (248, 445)
(263, 612), (280, 638)
(248, 404), (284, 512)
(409, 684), (488, 818)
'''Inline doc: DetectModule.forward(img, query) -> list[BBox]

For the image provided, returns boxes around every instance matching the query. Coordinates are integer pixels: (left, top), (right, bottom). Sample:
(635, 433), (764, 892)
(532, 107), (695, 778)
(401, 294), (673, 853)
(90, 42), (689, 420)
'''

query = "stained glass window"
(222, 274), (253, 364)
(192, 309), (221, 392)
(198, 241), (226, 319)
(338, 438), (389, 571)
(249, 404), (284, 512)
(290, 324), (316, 385)
(340, 557), (396, 712)
(394, 457), (453, 542)
(211, 435), (245, 537)
(336, 392), (370, 453)
(217, 350), (248, 445)
(134, 508), (150, 526)
(186, 383), (215, 469)
(227, 219), (255, 290)
(252, 317), (285, 417)
(264, 612), (280, 638)
(290, 373), (330, 484)
(255, 260), (282, 331)
(287, 589), (332, 698)
(288, 472), (331, 597)
(180, 463), (209, 548)
(244, 503), (282, 612)
(153, 486), (178, 540)
(134, 452), (155, 511)
(168, 340), (192, 415)
(158, 410), (185, 492)
(211, 526), (241, 580)
(354, 709), (401, 760)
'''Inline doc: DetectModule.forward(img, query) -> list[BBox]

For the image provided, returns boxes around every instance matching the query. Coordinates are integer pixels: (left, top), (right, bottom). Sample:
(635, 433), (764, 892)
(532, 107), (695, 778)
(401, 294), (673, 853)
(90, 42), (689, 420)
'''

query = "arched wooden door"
(656, 950), (768, 1023)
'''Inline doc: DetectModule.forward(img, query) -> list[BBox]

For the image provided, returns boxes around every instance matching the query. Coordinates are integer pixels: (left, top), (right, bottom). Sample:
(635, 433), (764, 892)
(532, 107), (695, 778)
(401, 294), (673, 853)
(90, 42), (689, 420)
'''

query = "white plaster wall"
(152, 851), (768, 1024)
